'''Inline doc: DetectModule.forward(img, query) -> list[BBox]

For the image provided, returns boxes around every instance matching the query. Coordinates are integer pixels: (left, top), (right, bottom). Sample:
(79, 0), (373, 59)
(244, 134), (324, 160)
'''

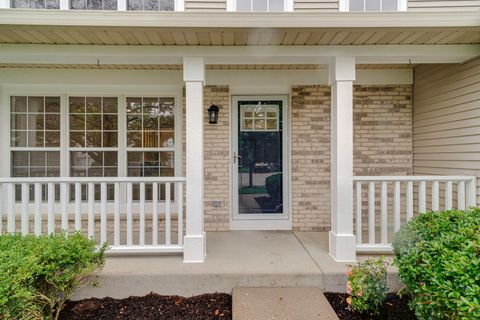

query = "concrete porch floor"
(74, 231), (401, 300)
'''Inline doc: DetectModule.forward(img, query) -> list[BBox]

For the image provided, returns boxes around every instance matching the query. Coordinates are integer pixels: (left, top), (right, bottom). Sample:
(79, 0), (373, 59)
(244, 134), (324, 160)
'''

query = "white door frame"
(230, 95), (292, 230)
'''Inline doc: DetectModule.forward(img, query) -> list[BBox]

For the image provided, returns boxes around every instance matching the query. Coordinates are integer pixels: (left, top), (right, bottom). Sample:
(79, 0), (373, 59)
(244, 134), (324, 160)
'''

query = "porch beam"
(329, 56), (356, 262)
(183, 56), (206, 263)
(0, 44), (478, 65)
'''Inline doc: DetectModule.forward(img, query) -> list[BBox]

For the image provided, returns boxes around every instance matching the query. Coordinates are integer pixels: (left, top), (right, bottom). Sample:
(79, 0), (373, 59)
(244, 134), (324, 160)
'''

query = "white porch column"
(183, 57), (206, 263)
(329, 56), (357, 262)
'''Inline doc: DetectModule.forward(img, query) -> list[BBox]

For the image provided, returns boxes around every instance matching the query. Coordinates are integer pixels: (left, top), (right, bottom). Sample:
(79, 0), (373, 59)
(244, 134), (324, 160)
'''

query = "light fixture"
(208, 104), (219, 124)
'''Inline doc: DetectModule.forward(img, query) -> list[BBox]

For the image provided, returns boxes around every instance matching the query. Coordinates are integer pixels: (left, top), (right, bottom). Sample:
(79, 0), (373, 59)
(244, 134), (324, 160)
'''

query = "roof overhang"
(0, 10), (479, 28)
(0, 10), (479, 47)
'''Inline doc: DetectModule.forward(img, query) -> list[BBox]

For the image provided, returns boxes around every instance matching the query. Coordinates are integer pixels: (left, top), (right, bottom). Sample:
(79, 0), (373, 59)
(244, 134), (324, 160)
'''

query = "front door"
(231, 96), (290, 230)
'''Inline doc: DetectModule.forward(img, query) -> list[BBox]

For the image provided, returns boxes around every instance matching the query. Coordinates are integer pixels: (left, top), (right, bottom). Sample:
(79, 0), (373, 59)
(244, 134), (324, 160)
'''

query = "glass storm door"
(232, 96), (289, 224)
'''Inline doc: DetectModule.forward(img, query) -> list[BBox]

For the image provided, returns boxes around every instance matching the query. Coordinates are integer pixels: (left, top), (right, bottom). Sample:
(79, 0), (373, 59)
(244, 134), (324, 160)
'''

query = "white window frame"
(339, 0), (407, 12)
(227, 0), (293, 12)
(2, 90), (183, 181)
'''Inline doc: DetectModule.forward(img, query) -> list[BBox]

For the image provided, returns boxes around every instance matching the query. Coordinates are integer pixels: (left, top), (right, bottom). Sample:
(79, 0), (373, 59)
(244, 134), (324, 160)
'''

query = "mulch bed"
(59, 292), (232, 320)
(324, 292), (416, 320)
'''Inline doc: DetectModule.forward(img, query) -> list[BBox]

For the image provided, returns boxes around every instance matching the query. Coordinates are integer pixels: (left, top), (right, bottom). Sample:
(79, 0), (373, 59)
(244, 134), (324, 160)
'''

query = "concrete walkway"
(74, 231), (400, 299)
(233, 287), (339, 320)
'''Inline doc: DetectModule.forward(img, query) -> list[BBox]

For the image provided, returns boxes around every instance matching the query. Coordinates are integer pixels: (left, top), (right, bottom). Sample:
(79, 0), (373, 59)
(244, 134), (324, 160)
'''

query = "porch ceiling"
(0, 10), (479, 46)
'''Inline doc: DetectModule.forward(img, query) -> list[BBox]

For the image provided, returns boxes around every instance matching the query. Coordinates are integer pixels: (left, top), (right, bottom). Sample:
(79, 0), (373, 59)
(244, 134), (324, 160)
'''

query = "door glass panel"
(238, 101), (283, 214)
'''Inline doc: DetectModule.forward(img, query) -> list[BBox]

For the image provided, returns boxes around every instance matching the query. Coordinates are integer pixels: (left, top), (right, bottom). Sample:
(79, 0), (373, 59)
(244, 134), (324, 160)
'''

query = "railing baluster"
(139, 182), (145, 246)
(61, 182), (68, 231)
(74, 183), (81, 231)
(152, 182), (158, 246)
(165, 182), (171, 246)
(355, 181), (362, 244)
(458, 181), (466, 210)
(368, 181), (375, 244)
(34, 183), (41, 235)
(126, 182), (133, 246)
(380, 181), (388, 244)
(100, 183), (107, 244)
(114, 182), (120, 246)
(445, 181), (453, 210)
(47, 183), (55, 234)
(394, 181), (401, 233)
(177, 182), (183, 245)
(88, 182), (94, 239)
(419, 181), (426, 213)
(7, 183), (14, 233)
(406, 181), (413, 221)
(21, 183), (29, 235)
(432, 181), (439, 211)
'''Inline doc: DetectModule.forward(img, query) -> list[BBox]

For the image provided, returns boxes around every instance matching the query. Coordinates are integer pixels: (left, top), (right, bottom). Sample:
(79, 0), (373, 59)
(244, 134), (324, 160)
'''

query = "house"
(0, 1), (479, 269)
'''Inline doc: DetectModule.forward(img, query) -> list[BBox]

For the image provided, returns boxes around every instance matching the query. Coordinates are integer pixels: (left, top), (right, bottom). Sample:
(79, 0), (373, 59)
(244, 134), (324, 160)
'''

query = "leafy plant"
(393, 208), (480, 320)
(266, 173), (282, 202)
(345, 257), (389, 315)
(0, 232), (106, 320)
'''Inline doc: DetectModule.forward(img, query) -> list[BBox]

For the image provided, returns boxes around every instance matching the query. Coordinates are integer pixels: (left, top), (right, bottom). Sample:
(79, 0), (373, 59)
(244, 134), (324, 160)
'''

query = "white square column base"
(329, 231), (356, 262)
(183, 233), (206, 263)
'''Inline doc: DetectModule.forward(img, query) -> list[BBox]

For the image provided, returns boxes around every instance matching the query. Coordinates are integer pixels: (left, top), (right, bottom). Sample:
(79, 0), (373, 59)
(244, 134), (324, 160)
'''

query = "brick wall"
(203, 86), (231, 231)
(290, 85), (413, 231)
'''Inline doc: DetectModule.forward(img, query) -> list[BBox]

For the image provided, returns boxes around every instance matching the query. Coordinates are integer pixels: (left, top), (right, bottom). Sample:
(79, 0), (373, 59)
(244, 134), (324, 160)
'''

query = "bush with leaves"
(393, 208), (480, 320)
(345, 257), (389, 315)
(0, 232), (106, 320)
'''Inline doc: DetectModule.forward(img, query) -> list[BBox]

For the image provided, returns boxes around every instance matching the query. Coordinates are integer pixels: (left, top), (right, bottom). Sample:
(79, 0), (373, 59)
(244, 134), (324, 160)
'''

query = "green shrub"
(0, 232), (106, 320)
(346, 257), (389, 315)
(393, 208), (480, 320)
(266, 173), (282, 202)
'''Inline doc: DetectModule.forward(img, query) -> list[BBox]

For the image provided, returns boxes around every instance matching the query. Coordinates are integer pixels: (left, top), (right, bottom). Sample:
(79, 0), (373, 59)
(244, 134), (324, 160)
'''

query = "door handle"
(233, 152), (242, 164)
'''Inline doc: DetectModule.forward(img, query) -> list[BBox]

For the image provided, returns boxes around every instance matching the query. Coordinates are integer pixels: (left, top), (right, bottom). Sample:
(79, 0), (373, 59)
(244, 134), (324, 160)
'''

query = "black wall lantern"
(208, 104), (219, 124)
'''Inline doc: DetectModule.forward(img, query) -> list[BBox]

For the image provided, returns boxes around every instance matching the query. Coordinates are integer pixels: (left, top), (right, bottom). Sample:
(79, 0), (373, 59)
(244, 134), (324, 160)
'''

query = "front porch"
(73, 230), (402, 299)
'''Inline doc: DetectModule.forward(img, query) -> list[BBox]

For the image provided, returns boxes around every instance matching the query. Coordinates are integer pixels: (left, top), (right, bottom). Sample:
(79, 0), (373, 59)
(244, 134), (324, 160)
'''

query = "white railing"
(0, 177), (186, 254)
(353, 176), (477, 253)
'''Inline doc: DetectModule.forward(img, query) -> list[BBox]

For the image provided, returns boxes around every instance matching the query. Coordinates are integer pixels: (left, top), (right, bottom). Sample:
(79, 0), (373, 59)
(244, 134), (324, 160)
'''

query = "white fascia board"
(0, 44), (478, 64)
(0, 10), (479, 28)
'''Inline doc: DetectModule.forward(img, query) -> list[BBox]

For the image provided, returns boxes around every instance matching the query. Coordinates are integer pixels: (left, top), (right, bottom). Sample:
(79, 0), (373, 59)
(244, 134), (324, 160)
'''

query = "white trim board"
(0, 68), (413, 87)
(0, 10), (477, 28)
(0, 44), (477, 65)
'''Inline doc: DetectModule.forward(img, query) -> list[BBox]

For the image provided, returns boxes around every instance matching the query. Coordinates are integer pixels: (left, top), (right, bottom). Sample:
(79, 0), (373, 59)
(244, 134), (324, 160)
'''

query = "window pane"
(159, 0), (174, 10)
(349, 0), (364, 11)
(365, 0), (381, 11)
(12, 151), (60, 178)
(11, 96), (27, 113)
(382, 0), (397, 10)
(237, 0), (251, 11)
(45, 97), (60, 113)
(253, 0), (267, 11)
(269, 0), (284, 11)
(28, 97), (44, 113)
(70, 0), (85, 9)
(11, 0), (59, 8)
(145, 0), (159, 10)
(46, 0), (60, 8)
(127, 0), (143, 10)
(11, 114), (27, 131)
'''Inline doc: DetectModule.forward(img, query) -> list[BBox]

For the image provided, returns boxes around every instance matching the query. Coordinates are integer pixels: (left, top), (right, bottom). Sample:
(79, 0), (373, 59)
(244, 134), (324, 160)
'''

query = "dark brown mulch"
(59, 292), (232, 320)
(324, 292), (416, 320)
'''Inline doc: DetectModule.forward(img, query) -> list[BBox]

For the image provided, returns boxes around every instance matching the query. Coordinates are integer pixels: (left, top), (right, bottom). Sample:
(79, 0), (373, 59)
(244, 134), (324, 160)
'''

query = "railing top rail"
(0, 177), (187, 183)
(353, 175), (476, 182)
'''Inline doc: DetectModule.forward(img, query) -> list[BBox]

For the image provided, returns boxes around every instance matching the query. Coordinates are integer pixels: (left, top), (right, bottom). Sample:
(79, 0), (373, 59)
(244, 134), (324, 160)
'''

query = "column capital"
(329, 56), (356, 84)
(183, 57), (205, 82)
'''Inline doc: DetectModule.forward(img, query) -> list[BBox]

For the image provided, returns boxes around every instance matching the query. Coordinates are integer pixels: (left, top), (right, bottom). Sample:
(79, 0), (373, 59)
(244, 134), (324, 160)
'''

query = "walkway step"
(232, 287), (339, 320)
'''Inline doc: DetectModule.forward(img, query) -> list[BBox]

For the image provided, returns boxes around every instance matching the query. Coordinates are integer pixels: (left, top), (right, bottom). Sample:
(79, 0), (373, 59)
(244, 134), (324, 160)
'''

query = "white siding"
(413, 58), (480, 204)
(294, 0), (339, 11)
(185, 0), (226, 11)
(408, 0), (480, 11)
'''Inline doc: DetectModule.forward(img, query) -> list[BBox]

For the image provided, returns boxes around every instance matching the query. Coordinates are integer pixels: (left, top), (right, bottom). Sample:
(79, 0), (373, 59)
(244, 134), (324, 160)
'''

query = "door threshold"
(230, 219), (292, 231)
